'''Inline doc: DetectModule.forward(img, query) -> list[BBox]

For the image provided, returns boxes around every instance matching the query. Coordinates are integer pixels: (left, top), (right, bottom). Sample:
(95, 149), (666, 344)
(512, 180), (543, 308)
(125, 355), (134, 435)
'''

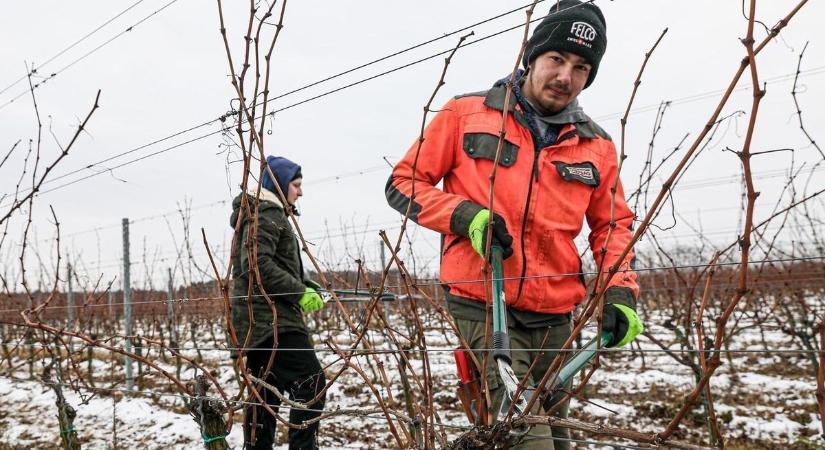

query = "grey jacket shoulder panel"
(454, 89), (489, 100)
(576, 117), (612, 141)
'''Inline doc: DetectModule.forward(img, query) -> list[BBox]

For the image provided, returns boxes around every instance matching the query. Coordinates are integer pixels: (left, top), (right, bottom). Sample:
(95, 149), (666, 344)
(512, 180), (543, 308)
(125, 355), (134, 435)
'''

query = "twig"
(0, 90), (102, 226)
(521, 415), (712, 450)
(790, 41), (823, 159)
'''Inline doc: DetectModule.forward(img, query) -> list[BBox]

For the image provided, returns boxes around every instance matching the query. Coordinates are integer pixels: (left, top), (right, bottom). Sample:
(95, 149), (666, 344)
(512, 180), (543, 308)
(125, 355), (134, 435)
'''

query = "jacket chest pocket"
(268, 221), (298, 261)
(462, 132), (518, 167)
(542, 159), (599, 229)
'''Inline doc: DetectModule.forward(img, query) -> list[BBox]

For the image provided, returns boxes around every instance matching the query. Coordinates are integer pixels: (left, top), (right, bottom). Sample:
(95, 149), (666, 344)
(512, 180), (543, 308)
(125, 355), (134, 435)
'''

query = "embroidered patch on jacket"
(552, 161), (600, 187)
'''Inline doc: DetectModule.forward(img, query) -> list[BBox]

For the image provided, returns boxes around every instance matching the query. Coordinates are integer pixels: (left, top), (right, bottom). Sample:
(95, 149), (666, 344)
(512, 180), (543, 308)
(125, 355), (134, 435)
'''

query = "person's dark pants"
(455, 318), (572, 450)
(243, 332), (327, 450)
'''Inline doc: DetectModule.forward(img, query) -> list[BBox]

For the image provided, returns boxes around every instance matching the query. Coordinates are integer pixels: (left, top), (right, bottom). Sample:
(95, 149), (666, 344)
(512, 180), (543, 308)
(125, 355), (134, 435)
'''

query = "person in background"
(230, 155), (326, 450)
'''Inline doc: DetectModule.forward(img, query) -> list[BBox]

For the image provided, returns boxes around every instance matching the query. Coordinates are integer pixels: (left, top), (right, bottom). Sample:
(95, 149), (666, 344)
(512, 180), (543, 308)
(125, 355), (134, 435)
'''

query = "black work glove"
(601, 288), (644, 347)
(602, 304), (628, 347)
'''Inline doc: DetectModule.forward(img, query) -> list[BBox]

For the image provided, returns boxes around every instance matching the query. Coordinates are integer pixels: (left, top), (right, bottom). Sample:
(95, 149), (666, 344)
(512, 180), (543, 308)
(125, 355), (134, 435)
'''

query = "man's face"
(522, 50), (591, 115)
(287, 178), (303, 205)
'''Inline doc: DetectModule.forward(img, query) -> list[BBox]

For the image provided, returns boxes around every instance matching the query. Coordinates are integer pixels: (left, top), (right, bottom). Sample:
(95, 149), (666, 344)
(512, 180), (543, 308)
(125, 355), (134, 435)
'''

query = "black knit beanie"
(522, 0), (607, 89)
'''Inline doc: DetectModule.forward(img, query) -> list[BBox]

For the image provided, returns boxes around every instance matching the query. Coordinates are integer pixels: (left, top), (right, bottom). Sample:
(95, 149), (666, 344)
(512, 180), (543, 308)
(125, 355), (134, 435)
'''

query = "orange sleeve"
(385, 98), (481, 236)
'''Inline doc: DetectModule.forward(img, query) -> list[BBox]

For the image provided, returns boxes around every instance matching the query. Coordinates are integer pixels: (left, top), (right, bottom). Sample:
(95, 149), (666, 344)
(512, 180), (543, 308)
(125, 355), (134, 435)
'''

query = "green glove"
(603, 303), (644, 347)
(467, 209), (513, 259)
(298, 287), (324, 313)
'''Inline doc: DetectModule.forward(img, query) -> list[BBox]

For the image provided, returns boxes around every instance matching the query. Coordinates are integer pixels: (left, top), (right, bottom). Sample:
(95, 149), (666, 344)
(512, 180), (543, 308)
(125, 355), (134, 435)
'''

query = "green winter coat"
(229, 189), (308, 349)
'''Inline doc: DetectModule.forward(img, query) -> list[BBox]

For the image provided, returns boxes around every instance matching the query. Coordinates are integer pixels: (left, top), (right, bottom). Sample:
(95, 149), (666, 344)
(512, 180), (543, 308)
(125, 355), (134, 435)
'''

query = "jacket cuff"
(304, 279), (322, 291)
(450, 201), (485, 237)
(604, 286), (637, 309)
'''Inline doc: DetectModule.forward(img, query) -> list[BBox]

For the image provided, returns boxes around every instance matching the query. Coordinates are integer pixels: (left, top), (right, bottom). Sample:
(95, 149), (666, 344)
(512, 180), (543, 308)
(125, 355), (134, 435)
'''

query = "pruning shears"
(542, 331), (612, 406)
(489, 246), (614, 440)
(489, 246), (531, 439)
(320, 288), (395, 303)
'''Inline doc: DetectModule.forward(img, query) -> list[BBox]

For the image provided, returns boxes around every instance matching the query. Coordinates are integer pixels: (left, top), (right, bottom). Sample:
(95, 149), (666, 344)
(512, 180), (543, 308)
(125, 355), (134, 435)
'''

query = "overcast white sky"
(1, 0), (823, 291)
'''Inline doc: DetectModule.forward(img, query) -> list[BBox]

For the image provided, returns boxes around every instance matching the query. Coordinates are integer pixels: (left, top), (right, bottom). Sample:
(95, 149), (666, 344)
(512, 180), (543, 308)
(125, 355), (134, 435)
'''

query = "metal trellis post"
(122, 218), (134, 391)
(66, 261), (74, 328)
(108, 285), (114, 318)
(167, 267), (182, 377)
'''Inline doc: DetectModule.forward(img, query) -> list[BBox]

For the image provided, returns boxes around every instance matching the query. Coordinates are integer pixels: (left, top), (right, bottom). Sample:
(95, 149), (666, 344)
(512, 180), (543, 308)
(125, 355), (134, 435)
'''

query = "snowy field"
(1, 307), (823, 450)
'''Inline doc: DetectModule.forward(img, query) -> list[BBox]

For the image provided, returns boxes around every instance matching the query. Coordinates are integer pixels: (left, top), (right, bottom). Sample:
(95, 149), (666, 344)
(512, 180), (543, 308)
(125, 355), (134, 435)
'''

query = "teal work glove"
(602, 303), (644, 347)
(298, 287), (324, 313)
(468, 209), (513, 259)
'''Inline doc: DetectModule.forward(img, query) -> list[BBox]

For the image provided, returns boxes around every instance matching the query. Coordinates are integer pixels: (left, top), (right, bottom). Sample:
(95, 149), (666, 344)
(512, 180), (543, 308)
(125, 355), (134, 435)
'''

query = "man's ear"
(521, 64), (532, 88)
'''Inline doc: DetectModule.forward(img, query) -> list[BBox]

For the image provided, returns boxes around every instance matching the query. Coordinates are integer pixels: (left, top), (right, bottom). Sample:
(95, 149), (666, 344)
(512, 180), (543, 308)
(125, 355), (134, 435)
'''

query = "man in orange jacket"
(386, 1), (643, 448)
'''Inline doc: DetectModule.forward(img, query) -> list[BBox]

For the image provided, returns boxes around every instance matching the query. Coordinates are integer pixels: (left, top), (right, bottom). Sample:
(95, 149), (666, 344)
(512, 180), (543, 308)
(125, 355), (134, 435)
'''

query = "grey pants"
(455, 317), (572, 450)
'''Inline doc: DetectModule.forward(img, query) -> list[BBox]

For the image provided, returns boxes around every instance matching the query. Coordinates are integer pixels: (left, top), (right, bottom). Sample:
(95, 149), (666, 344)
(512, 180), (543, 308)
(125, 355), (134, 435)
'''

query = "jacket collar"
(483, 82), (530, 130)
(247, 187), (284, 209)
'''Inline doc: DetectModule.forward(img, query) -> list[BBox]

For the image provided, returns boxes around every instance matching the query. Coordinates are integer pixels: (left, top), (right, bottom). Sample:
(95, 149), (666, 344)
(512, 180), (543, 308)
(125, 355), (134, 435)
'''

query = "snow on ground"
(0, 375), (245, 449)
(1, 311), (824, 449)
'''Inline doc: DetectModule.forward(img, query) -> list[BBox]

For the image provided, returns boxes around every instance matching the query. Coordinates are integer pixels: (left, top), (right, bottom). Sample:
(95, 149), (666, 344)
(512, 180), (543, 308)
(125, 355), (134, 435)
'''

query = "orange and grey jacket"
(385, 83), (639, 314)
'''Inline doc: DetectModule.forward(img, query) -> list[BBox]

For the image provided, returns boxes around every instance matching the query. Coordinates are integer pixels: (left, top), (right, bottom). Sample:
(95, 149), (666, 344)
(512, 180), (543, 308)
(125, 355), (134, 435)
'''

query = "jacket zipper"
(515, 128), (578, 303)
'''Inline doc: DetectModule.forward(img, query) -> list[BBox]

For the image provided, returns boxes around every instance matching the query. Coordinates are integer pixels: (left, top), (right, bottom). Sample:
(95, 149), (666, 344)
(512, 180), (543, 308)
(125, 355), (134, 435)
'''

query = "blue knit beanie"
(261, 156), (302, 196)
